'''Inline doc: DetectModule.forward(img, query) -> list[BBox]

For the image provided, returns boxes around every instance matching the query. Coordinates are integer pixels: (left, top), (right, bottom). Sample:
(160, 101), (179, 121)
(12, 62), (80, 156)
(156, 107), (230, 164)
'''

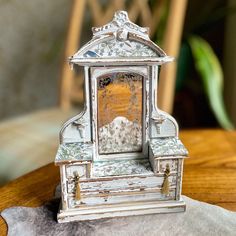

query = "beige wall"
(0, 0), (72, 120)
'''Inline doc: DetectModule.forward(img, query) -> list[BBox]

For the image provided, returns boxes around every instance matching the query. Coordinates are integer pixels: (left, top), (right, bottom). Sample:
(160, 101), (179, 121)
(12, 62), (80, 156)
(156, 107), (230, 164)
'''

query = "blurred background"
(0, 0), (235, 186)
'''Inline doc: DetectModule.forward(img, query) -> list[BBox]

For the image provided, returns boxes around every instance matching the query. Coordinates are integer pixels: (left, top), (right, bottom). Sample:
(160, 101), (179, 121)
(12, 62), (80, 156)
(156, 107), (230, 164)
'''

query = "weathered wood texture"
(0, 129), (236, 234)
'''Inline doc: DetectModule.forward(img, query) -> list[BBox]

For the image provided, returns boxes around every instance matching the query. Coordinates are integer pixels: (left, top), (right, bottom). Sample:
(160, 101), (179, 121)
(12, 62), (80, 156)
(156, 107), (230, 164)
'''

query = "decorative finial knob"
(113, 11), (129, 26)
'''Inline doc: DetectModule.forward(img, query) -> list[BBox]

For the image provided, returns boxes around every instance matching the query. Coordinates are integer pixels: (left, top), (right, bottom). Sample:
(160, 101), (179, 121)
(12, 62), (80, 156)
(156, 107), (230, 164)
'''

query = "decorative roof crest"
(92, 11), (150, 40)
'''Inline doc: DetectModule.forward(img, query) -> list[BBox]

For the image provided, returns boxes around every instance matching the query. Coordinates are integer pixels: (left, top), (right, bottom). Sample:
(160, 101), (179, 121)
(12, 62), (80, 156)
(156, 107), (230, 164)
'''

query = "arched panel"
(97, 72), (143, 155)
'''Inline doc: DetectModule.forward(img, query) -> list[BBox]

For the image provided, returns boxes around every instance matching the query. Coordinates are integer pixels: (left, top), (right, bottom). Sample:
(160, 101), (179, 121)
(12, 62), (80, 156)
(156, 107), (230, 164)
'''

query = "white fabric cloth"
(1, 195), (236, 236)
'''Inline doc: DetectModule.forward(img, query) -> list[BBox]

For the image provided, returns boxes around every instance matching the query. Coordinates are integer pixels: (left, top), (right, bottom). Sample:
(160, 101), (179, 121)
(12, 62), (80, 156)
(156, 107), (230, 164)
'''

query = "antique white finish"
(55, 11), (188, 223)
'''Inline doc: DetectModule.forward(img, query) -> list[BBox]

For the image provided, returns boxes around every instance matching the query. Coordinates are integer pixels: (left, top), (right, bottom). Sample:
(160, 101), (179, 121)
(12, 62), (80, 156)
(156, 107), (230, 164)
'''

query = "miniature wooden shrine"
(55, 11), (188, 223)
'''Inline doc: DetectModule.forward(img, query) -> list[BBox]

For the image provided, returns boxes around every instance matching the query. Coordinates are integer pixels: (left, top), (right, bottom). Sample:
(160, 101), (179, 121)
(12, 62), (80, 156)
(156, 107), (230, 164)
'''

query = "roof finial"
(113, 11), (129, 26)
(92, 10), (149, 39)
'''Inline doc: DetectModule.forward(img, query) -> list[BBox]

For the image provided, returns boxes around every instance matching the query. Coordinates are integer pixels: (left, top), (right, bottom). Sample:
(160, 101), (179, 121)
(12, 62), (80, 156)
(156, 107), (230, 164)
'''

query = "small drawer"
(155, 159), (178, 174)
(66, 162), (91, 180)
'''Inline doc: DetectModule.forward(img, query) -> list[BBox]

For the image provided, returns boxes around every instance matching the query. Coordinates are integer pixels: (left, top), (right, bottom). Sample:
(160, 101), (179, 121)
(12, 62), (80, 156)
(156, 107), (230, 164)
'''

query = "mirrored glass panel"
(97, 72), (143, 154)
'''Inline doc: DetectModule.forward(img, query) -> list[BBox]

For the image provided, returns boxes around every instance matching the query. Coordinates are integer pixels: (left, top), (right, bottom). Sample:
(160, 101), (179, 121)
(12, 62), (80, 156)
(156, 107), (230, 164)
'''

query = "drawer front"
(155, 159), (178, 174)
(67, 175), (177, 195)
(66, 163), (90, 195)
(66, 174), (178, 208)
(67, 188), (176, 209)
(66, 163), (90, 180)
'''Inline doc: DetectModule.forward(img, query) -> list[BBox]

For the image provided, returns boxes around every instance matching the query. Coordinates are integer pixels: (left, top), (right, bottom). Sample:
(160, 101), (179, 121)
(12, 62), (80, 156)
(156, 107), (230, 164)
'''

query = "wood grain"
(180, 129), (236, 211)
(0, 164), (60, 235)
(0, 129), (236, 235)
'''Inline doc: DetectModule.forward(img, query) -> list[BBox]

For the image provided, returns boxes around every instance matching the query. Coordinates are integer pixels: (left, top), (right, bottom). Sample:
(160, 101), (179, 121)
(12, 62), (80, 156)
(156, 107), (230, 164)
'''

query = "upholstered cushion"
(0, 108), (78, 186)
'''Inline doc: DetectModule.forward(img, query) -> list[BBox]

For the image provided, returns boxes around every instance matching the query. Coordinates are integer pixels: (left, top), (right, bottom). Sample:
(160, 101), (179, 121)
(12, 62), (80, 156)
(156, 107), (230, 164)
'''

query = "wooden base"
(57, 199), (186, 223)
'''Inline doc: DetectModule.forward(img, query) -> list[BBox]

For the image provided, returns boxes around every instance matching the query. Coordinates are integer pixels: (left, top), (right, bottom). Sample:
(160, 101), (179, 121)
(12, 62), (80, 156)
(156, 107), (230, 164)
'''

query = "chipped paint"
(55, 11), (188, 223)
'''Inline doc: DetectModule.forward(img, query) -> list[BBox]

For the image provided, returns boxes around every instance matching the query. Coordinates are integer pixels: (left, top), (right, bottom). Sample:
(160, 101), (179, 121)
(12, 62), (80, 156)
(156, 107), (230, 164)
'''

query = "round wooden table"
(0, 129), (236, 235)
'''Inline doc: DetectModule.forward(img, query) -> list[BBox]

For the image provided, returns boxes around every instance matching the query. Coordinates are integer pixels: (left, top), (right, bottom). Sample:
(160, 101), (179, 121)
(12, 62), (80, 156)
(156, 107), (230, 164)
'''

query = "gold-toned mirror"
(97, 72), (143, 154)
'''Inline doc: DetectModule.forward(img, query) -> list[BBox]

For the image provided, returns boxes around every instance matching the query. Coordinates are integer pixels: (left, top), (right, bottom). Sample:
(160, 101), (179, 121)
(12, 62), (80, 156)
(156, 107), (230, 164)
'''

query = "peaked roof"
(69, 11), (173, 65)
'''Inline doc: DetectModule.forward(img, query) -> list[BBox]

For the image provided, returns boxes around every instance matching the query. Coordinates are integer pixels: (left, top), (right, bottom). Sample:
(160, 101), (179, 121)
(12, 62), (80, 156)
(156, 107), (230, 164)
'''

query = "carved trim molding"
(92, 11), (149, 40)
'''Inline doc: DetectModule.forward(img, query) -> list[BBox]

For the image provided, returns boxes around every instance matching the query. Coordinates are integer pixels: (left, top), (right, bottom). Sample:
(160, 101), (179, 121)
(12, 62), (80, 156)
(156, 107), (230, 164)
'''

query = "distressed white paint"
(68, 190), (176, 208)
(78, 176), (176, 192)
(60, 66), (91, 144)
(66, 162), (91, 179)
(55, 11), (188, 222)
(92, 159), (152, 177)
(58, 199), (186, 223)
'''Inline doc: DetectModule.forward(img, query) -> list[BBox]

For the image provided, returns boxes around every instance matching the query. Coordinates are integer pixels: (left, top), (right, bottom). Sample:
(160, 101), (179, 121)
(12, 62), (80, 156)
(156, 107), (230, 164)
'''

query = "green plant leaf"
(188, 35), (234, 130)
